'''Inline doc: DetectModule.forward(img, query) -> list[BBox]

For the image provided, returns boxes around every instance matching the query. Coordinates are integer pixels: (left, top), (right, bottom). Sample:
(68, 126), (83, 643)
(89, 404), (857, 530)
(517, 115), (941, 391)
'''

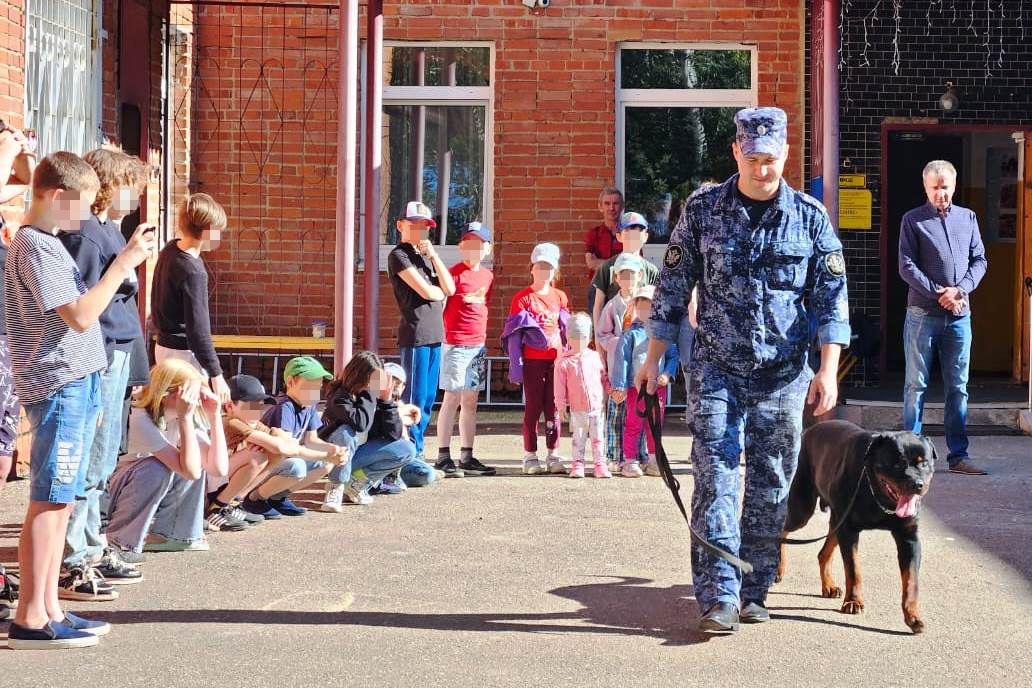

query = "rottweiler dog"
(777, 420), (936, 634)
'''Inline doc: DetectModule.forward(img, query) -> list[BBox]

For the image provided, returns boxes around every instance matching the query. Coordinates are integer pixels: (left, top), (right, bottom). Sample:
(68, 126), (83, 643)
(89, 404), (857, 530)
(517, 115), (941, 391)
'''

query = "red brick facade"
(181, 0), (805, 355)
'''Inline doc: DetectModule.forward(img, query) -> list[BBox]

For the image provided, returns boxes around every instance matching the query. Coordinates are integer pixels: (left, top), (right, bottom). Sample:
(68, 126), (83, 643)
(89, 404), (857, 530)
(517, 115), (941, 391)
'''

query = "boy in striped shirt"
(2, 152), (155, 650)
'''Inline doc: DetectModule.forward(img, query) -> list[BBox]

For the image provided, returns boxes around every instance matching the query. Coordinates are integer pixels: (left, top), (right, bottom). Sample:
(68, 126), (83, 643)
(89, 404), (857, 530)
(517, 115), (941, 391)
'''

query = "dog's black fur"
(777, 420), (936, 634)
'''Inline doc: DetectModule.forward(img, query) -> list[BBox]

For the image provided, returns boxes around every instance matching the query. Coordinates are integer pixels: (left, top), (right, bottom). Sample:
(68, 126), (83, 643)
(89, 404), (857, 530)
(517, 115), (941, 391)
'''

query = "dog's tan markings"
(840, 536), (865, 614)
(818, 531), (842, 598)
(900, 567), (924, 633)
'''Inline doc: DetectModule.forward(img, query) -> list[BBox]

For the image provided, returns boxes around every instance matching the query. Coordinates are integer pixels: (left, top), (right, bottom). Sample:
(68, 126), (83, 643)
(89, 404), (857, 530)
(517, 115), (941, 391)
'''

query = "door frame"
(879, 122), (1030, 381)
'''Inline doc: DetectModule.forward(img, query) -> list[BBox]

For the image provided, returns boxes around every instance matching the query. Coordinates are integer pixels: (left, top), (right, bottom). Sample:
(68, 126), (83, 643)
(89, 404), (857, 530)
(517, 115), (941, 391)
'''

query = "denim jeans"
(25, 372), (102, 504)
(902, 307), (971, 466)
(330, 438), (414, 487)
(65, 348), (131, 566)
(104, 457), (206, 552)
(400, 455), (436, 487)
(400, 344), (441, 455)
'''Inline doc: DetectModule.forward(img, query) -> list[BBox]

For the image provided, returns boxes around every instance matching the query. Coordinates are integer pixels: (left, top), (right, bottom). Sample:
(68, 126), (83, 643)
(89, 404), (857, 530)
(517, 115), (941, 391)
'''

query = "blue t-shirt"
(261, 395), (322, 441)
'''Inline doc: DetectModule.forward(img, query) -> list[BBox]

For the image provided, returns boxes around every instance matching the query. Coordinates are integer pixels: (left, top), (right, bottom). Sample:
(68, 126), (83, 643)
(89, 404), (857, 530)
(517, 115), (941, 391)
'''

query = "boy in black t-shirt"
(386, 202), (455, 460)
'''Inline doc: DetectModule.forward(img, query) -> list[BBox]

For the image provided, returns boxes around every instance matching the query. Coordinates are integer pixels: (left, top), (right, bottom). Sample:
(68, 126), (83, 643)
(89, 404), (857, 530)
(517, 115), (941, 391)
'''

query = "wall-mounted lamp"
(939, 82), (960, 113)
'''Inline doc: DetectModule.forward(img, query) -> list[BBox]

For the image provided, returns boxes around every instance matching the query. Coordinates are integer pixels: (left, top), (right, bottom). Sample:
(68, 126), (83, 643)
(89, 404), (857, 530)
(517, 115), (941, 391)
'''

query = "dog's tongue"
(896, 494), (920, 518)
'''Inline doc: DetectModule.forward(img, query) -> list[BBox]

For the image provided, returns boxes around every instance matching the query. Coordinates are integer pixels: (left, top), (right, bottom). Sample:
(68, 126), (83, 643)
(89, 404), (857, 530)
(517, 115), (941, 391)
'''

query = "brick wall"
(0, 0), (26, 227)
(186, 0), (807, 355)
(834, 0), (1032, 384)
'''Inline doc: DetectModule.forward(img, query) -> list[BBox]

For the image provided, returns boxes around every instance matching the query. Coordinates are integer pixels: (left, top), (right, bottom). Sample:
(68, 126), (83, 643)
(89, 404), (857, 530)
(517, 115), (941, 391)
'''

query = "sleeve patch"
(664, 244), (684, 270)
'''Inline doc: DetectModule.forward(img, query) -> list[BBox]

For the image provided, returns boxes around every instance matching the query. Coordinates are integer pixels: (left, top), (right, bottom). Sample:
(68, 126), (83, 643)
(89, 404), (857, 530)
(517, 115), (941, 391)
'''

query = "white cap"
(403, 201), (437, 227)
(568, 313), (593, 340)
(634, 285), (656, 301)
(383, 362), (407, 385)
(530, 242), (560, 269)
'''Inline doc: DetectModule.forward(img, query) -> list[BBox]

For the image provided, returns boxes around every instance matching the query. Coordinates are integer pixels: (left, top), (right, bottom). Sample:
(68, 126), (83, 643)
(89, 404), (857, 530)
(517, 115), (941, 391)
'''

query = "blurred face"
(368, 369), (392, 401)
(733, 142), (789, 201)
(286, 375), (323, 404)
(228, 399), (266, 422)
(634, 297), (652, 323)
(569, 334), (589, 354)
(200, 225), (224, 252)
(923, 173), (955, 211)
(459, 235), (490, 265)
(618, 228), (648, 253)
(616, 269), (641, 295)
(599, 193), (624, 225)
(397, 218), (432, 244)
(531, 261), (556, 287)
(109, 185), (141, 221)
(390, 376), (405, 401)
(53, 189), (98, 233)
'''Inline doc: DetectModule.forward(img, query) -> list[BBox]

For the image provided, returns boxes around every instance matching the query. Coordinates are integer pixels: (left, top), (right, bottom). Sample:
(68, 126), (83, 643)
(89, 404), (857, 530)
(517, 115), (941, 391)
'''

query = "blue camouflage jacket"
(647, 175), (850, 374)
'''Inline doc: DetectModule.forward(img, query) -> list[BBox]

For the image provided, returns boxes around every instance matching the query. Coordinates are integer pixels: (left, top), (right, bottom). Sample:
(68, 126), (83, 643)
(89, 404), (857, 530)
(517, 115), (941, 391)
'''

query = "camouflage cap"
(734, 107), (788, 157)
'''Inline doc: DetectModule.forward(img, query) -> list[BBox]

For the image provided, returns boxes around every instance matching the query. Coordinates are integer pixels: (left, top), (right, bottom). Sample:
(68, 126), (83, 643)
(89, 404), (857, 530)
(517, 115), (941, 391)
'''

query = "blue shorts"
(25, 373), (102, 505)
(439, 344), (487, 393)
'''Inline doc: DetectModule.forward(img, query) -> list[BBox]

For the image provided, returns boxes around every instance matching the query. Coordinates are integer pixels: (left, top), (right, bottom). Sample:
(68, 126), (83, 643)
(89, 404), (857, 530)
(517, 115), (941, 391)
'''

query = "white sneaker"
(523, 453), (543, 475)
(569, 460), (585, 479)
(321, 483), (346, 513)
(342, 481), (374, 505)
(546, 453), (567, 474)
(644, 461), (662, 477)
(621, 462), (644, 478)
(607, 459), (620, 476)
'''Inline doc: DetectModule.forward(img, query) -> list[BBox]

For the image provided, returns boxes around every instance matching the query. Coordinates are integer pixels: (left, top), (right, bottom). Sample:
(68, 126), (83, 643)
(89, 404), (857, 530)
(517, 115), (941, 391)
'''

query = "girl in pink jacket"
(554, 313), (611, 479)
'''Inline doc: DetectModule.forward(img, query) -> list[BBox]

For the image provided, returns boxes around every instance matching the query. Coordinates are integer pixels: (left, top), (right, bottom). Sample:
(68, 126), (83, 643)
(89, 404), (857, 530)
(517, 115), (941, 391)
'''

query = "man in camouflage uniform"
(637, 107), (850, 633)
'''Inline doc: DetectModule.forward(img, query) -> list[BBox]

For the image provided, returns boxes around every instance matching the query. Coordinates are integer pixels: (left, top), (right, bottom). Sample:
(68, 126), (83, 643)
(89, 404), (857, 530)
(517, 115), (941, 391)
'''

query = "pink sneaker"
(593, 461), (612, 478)
(569, 460), (585, 479)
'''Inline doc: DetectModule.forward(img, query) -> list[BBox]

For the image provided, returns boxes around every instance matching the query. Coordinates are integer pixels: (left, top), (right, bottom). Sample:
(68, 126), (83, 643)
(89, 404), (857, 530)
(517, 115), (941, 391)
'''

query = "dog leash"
(639, 385), (873, 552)
(638, 384), (754, 574)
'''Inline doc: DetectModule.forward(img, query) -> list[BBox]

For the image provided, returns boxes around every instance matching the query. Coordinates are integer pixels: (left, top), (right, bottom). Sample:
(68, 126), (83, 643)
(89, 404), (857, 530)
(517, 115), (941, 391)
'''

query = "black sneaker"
(435, 457), (465, 478)
(58, 565), (118, 602)
(95, 548), (143, 585)
(205, 503), (251, 532)
(459, 456), (497, 476)
(242, 496), (283, 520)
(230, 501), (265, 525)
(0, 565), (17, 613)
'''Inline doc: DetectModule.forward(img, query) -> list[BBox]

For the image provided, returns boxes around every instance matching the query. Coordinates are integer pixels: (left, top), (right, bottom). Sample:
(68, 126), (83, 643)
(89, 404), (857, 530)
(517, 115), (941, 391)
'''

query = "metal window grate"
(25, 0), (101, 156)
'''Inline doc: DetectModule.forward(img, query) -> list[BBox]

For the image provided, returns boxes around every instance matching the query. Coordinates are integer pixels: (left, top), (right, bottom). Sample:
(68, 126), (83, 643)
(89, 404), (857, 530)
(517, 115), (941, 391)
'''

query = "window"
(25, 0), (102, 156)
(616, 44), (756, 260)
(365, 43), (494, 268)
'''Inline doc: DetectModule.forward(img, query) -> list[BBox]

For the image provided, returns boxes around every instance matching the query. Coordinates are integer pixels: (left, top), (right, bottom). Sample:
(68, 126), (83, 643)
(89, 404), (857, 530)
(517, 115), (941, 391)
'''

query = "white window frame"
(360, 41), (495, 271)
(24, 0), (104, 157)
(615, 42), (757, 264)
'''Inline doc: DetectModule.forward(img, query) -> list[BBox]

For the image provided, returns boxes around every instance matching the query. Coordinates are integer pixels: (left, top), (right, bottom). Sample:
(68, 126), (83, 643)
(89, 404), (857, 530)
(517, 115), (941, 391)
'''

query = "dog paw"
(906, 616), (925, 634)
(840, 599), (865, 615)
(822, 586), (843, 599)
(774, 573), (783, 584)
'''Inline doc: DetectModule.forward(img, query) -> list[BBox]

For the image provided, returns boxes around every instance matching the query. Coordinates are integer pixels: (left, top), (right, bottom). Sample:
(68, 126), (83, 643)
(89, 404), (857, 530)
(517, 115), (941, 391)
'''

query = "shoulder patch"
(824, 252), (846, 276)
(664, 244), (684, 270)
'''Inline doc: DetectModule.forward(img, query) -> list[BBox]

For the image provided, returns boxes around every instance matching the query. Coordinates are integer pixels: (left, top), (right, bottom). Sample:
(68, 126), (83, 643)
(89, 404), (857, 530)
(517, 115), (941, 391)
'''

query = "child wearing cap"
(502, 242), (569, 475)
(611, 286), (679, 478)
(435, 222), (497, 478)
(240, 356), (347, 518)
(209, 374), (338, 528)
(590, 212), (659, 333)
(151, 193), (232, 403)
(320, 352), (420, 507)
(596, 252), (648, 472)
(387, 201), (456, 463)
(381, 362), (437, 490)
(553, 313), (611, 479)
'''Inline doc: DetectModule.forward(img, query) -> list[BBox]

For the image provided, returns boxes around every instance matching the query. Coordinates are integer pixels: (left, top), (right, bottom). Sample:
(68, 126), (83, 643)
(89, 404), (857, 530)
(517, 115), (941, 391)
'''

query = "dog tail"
(783, 445), (819, 533)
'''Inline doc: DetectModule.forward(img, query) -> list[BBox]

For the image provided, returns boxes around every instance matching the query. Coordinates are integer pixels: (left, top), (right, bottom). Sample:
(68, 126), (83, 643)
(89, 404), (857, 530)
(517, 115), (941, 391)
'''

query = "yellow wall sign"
(839, 174), (866, 188)
(839, 189), (873, 229)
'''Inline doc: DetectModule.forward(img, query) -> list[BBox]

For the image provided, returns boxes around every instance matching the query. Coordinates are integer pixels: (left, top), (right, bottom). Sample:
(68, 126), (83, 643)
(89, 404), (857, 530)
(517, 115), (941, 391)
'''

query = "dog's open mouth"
(878, 476), (921, 518)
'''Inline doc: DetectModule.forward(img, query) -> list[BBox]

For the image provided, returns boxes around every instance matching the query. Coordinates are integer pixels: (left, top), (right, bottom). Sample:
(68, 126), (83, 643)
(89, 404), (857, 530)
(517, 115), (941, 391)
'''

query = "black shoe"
(458, 457), (497, 476)
(435, 457), (465, 478)
(740, 600), (771, 624)
(698, 602), (739, 634)
(95, 548), (143, 585)
(242, 496), (283, 520)
(110, 546), (146, 566)
(230, 501), (265, 525)
(58, 565), (118, 601)
(0, 565), (17, 611)
(205, 503), (251, 532)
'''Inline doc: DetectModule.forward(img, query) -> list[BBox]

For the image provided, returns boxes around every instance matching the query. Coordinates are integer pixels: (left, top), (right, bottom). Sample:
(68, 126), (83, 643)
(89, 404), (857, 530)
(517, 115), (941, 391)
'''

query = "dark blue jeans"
(902, 307), (971, 466)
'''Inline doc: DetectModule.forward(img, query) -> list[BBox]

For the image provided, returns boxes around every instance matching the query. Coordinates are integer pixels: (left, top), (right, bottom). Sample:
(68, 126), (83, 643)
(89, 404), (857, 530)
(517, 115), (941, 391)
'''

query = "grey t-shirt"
(3, 226), (107, 404)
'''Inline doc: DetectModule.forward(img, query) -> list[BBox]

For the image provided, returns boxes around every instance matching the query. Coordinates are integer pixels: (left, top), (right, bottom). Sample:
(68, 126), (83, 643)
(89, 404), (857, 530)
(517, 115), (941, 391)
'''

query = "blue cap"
(619, 211), (649, 230)
(460, 222), (492, 243)
(734, 107), (788, 157)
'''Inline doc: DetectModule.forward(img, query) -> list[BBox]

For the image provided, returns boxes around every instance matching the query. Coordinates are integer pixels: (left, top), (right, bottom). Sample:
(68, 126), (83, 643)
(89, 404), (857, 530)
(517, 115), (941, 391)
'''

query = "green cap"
(283, 356), (333, 382)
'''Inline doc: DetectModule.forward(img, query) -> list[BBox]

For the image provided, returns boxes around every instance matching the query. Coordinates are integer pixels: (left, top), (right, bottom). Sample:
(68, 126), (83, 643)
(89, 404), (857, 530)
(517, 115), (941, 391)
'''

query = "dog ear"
(922, 437), (939, 466)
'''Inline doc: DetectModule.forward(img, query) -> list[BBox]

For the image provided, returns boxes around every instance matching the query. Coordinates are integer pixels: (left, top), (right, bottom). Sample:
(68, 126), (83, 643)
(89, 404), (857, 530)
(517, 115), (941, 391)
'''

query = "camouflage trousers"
(687, 357), (812, 612)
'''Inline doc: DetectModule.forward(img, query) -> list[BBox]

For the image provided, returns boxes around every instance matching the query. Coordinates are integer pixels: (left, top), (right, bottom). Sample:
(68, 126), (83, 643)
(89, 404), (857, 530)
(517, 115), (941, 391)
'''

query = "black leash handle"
(637, 383), (754, 574)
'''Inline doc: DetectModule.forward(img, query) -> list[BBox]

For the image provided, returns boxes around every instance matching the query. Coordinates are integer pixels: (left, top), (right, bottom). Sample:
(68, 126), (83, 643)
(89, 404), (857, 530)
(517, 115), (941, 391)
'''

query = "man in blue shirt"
(639, 107), (850, 633)
(899, 160), (988, 476)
